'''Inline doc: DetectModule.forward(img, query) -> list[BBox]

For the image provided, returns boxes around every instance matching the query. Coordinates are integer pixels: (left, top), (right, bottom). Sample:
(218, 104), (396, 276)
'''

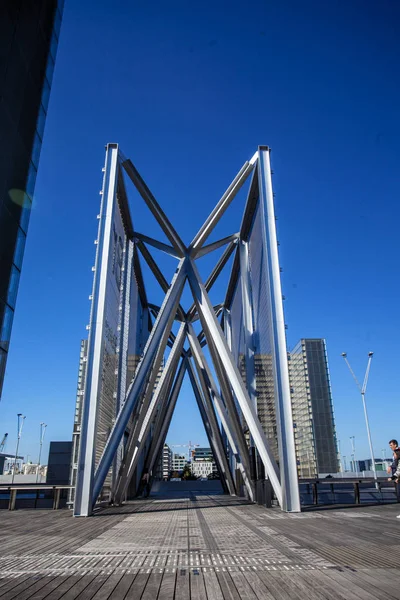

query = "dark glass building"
(0, 1), (63, 397)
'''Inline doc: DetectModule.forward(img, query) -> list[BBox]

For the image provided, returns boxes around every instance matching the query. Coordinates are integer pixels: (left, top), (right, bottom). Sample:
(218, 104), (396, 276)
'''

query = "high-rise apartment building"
(0, 1), (63, 397)
(155, 443), (172, 480)
(289, 339), (339, 477)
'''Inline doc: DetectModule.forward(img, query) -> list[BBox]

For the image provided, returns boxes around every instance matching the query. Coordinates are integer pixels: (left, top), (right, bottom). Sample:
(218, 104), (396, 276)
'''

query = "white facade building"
(191, 461), (215, 478)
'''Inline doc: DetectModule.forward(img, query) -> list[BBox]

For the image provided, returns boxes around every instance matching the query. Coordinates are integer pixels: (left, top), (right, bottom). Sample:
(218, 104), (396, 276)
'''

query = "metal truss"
(74, 144), (301, 516)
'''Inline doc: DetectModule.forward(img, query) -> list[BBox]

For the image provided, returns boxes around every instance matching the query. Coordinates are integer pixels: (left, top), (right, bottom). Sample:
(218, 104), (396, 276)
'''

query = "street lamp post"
(337, 439), (344, 477)
(36, 423), (47, 483)
(11, 414), (25, 484)
(350, 436), (356, 474)
(342, 352), (377, 482)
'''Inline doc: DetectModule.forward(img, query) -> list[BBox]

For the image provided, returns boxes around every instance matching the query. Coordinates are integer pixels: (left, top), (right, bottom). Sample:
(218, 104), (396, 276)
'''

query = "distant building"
(193, 447), (213, 461)
(0, 1), (64, 398)
(358, 458), (391, 473)
(47, 441), (72, 485)
(0, 453), (23, 475)
(191, 461), (214, 478)
(289, 339), (339, 477)
(191, 447), (217, 478)
(155, 444), (172, 480)
(172, 454), (187, 473)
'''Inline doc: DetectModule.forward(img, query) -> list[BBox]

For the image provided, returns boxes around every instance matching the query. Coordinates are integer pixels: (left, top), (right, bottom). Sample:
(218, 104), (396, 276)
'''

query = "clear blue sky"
(1, 0), (399, 467)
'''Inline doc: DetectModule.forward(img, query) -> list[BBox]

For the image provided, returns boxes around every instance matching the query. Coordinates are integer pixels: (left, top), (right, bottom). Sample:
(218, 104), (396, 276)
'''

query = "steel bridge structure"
(73, 144), (301, 517)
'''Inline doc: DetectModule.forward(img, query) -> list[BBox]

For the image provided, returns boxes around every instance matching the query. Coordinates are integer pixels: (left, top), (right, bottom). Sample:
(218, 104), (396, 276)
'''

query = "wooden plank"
(215, 571), (241, 600)
(240, 571), (276, 600)
(322, 568), (388, 600)
(157, 570), (176, 600)
(299, 570), (353, 600)
(256, 571), (296, 600)
(228, 571), (259, 600)
(190, 569), (207, 600)
(325, 568), (398, 600)
(35, 575), (90, 600)
(90, 573), (124, 600)
(125, 572), (150, 598)
(141, 572), (163, 600)
(174, 569), (189, 600)
(0, 576), (46, 600)
(54, 573), (105, 600)
(107, 573), (138, 599)
(202, 570), (224, 600)
(22, 576), (70, 600)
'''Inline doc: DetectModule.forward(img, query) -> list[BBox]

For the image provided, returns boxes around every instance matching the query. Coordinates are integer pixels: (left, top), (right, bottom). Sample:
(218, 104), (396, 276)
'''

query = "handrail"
(0, 485), (74, 511)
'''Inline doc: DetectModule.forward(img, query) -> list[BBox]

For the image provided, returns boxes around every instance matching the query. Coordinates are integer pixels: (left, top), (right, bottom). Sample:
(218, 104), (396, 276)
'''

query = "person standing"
(387, 440), (400, 504)
(142, 469), (150, 498)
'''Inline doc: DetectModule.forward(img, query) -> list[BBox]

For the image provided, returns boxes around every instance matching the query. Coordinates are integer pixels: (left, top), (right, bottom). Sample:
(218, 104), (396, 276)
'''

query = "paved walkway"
(1, 493), (400, 598)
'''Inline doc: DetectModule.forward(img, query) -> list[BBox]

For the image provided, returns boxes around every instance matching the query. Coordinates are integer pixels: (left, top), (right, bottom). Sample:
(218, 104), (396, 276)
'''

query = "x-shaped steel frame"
(73, 145), (300, 516)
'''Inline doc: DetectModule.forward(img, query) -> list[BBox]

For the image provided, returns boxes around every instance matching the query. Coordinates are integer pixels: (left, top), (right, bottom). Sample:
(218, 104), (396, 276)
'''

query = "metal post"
(36, 423), (47, 483)
(350, 436), (356, 474)
(11, 414), (25, 485)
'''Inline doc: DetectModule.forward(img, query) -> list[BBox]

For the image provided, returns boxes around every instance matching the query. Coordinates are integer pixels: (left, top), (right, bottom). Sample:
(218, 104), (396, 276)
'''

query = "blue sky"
(1, 0), (399, 467)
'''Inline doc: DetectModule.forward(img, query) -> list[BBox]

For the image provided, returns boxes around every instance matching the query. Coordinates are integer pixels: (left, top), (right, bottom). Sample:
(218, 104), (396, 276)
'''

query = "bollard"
(312, 483), (318, 505)
(53, 488), (61, 510)
(353, 482), (360, 504)
(9, 488), (16, 511)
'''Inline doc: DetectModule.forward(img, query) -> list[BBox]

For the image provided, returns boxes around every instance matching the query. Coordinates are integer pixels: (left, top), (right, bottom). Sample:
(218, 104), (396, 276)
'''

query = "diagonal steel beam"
(203, 327), (255, 488)
(120, 155), (186, 255)
(191, 303), (224, 324)
(193, 233), (239, 259)
(187, 324), (254, 500)
(187, 241), (237, 322)
(186, 358), (235, 495)
(136, 239), (185, 321)
(89, 260), (187, 511)
(134, 232), (183, 259)
(113, 323), (186, 504)
(188, 152), (258, 253)
(143, 358), (186, 480)
(112, 309), (178, 503)
(186, 257), (283, 507)
(239, 241), (257, 409)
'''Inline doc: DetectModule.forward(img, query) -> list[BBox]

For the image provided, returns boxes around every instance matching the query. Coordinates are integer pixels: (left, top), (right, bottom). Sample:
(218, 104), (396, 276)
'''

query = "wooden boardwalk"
(1, 492), (400, 599)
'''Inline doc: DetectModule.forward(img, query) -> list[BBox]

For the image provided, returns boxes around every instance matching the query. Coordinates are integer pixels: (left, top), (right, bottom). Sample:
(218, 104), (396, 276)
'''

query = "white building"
(172, 453), (187, 473)
(191, 461), (214, 478)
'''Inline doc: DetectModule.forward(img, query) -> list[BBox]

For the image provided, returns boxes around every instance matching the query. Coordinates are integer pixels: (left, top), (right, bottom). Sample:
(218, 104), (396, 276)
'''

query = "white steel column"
(258, 146), (300, 512)
(74, 145), (120, 518)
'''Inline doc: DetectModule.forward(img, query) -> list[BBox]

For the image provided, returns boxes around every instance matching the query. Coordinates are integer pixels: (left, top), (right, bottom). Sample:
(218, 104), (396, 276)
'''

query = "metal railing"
(0, 485), (74, 510)
(299, 478), (399, 507)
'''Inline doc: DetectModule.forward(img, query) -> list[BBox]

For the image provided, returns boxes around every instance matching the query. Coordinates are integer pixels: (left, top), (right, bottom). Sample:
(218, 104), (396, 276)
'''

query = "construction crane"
(170, 441), (200, 461)
(0, 433), (8, 453)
